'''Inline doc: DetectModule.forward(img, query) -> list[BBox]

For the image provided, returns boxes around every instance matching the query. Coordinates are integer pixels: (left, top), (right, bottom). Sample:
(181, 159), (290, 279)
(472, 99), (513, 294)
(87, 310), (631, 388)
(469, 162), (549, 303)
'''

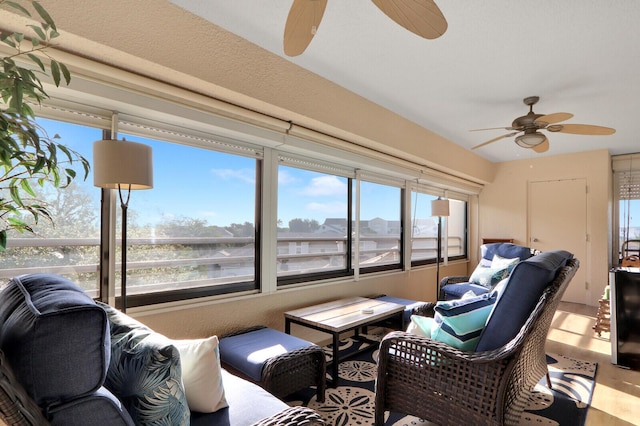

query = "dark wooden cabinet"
(610, 268), (640, 370)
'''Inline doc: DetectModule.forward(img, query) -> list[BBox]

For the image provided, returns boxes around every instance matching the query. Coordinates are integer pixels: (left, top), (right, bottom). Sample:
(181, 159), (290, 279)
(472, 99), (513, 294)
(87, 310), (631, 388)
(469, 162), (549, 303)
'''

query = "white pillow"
(491, 254), (519, 269)
(406, 315), (436, 337)
(173, 336), (228, 413)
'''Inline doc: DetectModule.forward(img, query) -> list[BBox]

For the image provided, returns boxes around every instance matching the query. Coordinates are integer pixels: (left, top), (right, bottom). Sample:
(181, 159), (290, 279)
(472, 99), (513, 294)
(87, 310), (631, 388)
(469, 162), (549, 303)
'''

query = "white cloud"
(278, 169), (299, 185)
(198, 210), (219, 218)
(301, 176), (347, 197)
(211, 168), (255, 184)
(306, 201), (347, 214)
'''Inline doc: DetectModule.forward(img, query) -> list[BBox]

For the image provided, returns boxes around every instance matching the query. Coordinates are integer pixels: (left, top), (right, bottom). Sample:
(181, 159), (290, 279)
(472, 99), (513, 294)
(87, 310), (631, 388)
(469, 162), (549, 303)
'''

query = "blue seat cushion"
(218, 328), (314, 382)
(375, 295), (427, 322)
(0, 274), (110, 407)
(190, 369), (289, 426)
(442, 283), (490, 300)
(48, 387), (134, 426)
(475, 250), (573, 352)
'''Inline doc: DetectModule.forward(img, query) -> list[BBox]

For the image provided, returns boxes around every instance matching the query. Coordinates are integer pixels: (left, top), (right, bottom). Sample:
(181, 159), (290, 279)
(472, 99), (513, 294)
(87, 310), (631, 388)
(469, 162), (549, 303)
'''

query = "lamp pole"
(94, 135), (153, 313)
(431, 197), (450, 301)
(118, 184), (131, 312)
(436, 215), (442, 300)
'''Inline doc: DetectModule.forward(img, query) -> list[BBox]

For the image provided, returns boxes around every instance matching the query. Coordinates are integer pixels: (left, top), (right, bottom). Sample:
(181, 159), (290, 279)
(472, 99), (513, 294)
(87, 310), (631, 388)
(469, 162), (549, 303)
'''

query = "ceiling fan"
(283, 0), (447, 57)
(471, 96), (616, 154)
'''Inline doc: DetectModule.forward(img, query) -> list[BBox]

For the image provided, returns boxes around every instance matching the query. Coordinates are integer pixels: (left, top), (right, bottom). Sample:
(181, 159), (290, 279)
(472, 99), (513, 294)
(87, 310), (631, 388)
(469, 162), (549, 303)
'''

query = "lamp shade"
(431, 198), (450, 217)
(93, 139), (153, 189)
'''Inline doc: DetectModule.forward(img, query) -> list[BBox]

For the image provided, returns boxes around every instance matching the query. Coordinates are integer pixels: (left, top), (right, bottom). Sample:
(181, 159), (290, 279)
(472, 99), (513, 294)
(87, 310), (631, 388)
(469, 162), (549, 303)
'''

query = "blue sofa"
(0, 274), (323, 425)
(440, 242), (533, 300)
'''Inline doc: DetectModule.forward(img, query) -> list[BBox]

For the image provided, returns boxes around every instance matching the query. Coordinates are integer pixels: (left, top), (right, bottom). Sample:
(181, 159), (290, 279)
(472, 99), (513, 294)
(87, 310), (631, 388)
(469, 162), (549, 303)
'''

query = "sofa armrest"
(251, 406), (325, 426)
(0, 350), (49, 426)
(439, 275), (471, 299)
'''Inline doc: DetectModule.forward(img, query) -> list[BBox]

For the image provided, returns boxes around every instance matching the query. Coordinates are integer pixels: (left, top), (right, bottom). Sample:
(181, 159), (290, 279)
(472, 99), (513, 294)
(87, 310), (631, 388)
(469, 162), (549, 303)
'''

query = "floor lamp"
(432, 197), (450, 301)
(94, 139), (153, 313)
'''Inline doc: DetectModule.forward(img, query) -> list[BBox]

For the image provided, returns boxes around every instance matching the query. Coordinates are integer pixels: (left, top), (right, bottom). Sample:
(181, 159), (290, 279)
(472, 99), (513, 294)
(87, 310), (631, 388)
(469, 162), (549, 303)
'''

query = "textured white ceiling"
(169, 0), (640, 163)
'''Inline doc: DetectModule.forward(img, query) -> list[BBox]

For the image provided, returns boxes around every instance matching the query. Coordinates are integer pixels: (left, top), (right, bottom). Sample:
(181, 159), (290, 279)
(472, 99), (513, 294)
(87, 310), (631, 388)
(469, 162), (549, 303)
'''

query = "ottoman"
(219, 326), (325, 402)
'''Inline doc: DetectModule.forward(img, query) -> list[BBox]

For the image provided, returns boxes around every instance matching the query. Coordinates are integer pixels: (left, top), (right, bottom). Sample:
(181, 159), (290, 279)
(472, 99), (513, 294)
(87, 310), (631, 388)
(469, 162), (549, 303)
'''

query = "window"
(356, 180), (403, 272)
(277, 165), (350, 284)
(409, 191), (439, 264)
(613, 155), (640, 263)
(410, 190), (467, 266)
(113, 132), (259, 306)
(14, 72), (481, 308)
(0, 118), (102, 296)
(446, 198), (467, 259)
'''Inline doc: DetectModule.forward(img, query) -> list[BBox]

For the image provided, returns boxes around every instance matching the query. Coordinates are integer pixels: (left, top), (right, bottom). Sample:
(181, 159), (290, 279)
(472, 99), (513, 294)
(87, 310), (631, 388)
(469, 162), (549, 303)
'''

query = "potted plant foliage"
(0, 0), (89, 250)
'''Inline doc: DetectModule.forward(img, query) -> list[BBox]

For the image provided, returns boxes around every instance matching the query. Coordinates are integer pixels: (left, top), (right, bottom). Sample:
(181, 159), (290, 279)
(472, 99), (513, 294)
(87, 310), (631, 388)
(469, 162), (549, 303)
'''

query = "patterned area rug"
(285, 337), (597, 426)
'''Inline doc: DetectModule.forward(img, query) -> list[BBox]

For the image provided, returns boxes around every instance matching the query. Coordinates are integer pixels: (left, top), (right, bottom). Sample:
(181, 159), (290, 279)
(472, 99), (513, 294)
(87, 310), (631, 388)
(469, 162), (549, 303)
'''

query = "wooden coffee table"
(284, 296), (404, 386)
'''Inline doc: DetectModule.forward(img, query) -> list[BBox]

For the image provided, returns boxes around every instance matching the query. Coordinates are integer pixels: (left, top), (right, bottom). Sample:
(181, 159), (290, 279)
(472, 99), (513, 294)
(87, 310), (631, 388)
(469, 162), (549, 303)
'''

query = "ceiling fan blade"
(371, 0), (447, 40)
(469, 126), (517, 132)
(534, 112), (573, 126)
(284, 0), (328, 57)
(547, 123), (616, 135)
(531, 138), (549, 153)
(472, 132), (519, 150)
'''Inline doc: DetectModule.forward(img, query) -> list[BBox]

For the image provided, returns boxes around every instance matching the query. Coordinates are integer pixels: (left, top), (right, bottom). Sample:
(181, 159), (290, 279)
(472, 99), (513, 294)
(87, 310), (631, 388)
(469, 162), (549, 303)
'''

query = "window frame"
(13, 68), (483, 308)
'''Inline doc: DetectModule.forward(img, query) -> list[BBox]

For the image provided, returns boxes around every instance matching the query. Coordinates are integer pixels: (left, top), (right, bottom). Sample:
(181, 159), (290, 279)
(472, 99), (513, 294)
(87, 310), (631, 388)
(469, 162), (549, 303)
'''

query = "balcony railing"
(0, 235), (463, 297)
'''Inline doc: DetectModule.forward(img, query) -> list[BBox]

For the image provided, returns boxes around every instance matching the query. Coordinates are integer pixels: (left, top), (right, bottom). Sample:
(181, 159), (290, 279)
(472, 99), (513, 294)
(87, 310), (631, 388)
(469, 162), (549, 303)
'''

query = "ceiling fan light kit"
(515, 132), (547, 148)
(471, 96), (616, 154)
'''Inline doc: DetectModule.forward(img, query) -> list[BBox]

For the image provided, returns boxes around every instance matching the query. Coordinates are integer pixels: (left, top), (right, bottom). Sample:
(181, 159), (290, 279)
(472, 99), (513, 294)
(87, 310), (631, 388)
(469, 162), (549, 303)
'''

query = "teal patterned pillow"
(432, 292), (497, 351)
(98, 303), (190, 425)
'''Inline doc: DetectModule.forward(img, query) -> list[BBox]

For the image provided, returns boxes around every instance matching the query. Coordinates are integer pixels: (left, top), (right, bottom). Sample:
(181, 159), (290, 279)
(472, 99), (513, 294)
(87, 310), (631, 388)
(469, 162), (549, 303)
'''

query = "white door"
(529, 179), (587, 304)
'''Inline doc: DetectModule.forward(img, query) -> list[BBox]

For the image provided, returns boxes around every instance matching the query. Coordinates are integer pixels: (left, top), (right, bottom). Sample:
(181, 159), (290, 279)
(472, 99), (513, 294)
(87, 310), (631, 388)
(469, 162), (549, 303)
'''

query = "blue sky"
(39, 117), (640, 232)
(38, 118), (403, 228)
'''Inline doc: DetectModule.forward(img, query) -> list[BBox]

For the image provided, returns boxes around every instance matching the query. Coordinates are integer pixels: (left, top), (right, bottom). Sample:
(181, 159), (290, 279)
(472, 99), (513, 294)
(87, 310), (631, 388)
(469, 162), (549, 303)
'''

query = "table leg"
(285, 318), (291, 334)
(331, 332), (340, 387)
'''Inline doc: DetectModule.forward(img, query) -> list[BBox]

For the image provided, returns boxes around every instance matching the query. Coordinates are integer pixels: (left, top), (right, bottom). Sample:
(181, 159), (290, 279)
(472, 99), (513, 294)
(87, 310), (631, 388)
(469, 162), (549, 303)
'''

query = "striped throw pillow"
(431, 292), (497, 351)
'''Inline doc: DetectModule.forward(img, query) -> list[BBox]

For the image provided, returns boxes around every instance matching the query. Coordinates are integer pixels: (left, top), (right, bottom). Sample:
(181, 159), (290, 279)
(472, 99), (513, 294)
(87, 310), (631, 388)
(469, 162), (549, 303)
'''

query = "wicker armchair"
(375, 257), (579, 426)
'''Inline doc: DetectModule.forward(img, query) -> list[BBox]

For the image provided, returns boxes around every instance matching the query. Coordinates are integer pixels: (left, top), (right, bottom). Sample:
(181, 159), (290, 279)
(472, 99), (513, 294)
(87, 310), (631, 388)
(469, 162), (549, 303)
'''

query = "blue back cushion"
(475, 250), (573, 352)
(481, 243), (532, 265)
(0, 274), (110, 406)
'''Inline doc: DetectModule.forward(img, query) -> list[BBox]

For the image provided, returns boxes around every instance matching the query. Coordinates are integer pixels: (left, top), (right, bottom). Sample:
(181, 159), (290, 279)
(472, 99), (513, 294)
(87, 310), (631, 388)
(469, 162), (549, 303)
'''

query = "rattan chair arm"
(261, 344), (326, 401)
(441, 275), (471, 285)
(0, 350), (49, 426)
(379, 330), (514, 364)
(410, 302), (436, 318)
(220, 325), (267, 339)
(251, 405), (326, 426)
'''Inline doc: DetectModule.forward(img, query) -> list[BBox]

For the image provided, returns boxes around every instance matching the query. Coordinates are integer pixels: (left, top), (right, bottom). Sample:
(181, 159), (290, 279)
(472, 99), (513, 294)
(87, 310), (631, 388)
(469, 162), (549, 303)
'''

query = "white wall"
(478, 149), (611, 306)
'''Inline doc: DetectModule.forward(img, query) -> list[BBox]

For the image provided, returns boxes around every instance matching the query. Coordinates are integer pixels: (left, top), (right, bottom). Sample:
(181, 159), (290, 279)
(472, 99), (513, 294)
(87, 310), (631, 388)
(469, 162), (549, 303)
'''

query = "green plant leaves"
(31, 1), (56, 31)
(4, 1), (30, 16)
(0, 0), (90, 244)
